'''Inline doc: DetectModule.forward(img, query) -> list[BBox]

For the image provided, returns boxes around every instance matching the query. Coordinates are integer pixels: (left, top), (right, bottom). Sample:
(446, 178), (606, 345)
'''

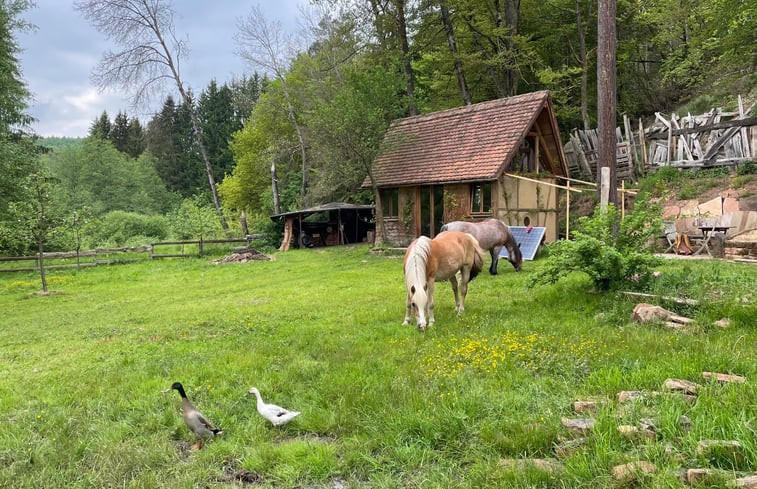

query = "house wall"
(495, 176), (560, 241)
(383, 187), (417, 246)
(380, 176), (561, 246)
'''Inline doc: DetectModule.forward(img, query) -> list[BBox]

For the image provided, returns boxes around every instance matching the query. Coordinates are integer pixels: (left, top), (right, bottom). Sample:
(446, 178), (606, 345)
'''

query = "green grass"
(1, 245), (755, 488)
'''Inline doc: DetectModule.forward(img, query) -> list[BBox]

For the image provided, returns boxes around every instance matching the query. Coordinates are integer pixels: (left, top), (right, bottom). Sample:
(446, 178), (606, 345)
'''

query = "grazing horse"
(440, 218), (522, 274)
(402, 231), (485, 331)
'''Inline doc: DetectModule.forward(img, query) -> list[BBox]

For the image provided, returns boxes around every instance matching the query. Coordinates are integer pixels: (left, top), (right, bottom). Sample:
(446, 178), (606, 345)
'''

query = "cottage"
(365, 91), (569, 246)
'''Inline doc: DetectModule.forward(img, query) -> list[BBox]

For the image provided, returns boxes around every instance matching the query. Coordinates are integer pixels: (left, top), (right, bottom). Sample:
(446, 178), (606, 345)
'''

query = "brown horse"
(440, 218), (522, 274)
(402, 231), (485, 331)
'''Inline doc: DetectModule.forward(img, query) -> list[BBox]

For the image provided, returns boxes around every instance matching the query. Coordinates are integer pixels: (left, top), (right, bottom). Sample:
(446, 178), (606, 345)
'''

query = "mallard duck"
(246, 387), (300, 426)
(169, 382), (223, 450)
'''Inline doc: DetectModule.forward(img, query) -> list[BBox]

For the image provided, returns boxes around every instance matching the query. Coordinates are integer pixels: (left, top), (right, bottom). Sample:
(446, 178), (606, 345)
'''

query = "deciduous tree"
(75, 0), (229, 231)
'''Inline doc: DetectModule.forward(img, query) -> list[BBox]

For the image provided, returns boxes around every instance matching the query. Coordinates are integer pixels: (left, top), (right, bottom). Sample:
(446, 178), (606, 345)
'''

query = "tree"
(439, 0), (472, 105)
(0, 0), (32, 133)
(12, 172), (66, 292)
(0, 0), (42, 256)
(110, 111), (130, 153)
(88, 111), (111, 140)
(125, 116), (146, 158)
(235, 4), (310, 207)
(198, 80), (242, 182)
(75, 0), (229, 232)
(307, 65), (408, 244)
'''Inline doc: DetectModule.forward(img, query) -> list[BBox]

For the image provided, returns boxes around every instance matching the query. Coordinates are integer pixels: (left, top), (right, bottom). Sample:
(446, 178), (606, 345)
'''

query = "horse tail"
(439, 223), (448, 232)
(468, 236), (485, 282)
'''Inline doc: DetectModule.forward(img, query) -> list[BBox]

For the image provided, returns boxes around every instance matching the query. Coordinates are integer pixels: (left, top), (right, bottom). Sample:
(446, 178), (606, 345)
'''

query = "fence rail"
(0, 236), (265, 273)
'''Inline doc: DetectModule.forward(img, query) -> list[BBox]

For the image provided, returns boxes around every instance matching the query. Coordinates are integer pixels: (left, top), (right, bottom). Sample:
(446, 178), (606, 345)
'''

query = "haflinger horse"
(402, 230), (485, 331)
(440, 218), (522, 274)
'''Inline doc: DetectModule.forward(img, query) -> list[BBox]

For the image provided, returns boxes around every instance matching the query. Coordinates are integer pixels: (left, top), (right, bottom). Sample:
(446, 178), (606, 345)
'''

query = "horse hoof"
(402, 320), (410, 326)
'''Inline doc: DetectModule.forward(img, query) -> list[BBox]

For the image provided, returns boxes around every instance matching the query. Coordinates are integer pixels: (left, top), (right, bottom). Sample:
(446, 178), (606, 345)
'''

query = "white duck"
(247, 387), (300, 426)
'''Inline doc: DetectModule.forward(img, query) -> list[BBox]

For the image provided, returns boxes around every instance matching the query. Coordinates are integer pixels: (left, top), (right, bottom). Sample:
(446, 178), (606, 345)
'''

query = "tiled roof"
(370, 91), (554, 187)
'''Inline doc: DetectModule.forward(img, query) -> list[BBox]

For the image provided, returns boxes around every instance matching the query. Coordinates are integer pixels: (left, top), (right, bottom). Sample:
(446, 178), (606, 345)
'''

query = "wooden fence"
(0, 236), (264, 273)
(564, 96), (756, 180)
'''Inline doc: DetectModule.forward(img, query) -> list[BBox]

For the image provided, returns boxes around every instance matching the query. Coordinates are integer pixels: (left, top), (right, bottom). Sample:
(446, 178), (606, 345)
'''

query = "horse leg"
(426, 280), (436, 328)
(489, 246), (502, 275)
(449, 275), (462, 314)
(458, 268), (470, 313)
(402, 291), (413, 326)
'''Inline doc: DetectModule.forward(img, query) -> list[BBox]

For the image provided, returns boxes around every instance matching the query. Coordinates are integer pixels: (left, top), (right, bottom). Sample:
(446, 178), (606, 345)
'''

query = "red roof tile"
(369, 91), (558, 187)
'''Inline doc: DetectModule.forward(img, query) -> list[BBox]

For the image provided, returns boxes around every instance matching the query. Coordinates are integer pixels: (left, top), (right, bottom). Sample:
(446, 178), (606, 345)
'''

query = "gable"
(368, 91), (567, 188)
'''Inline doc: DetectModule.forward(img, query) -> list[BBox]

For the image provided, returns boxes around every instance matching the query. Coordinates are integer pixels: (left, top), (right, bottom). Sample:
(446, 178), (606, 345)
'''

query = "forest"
(1, 0), (755, 255)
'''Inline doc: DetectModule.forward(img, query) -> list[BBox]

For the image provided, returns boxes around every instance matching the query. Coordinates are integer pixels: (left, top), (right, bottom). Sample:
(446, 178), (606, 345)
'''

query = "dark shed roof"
(270, 202), (374, 220)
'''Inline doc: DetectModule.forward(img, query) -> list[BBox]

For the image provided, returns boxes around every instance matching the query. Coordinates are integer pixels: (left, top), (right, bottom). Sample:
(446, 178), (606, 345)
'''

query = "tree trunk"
(394, 0), (417, 115)
(37, 236), (48, 293)
(440, 1), (472, 105)
(575, 0), (591, 131)
(597, 0), (617, 206)
(503, 0), (521, 95)
(153, 19), (229, 232)
(271, 160), (281, 215)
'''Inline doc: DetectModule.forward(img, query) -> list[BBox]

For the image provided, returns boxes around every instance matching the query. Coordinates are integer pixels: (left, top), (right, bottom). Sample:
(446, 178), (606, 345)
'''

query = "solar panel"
(499, 226), (546, 261)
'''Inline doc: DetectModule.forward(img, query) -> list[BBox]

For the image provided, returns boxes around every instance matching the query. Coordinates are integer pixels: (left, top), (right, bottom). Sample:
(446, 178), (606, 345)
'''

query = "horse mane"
(405, 236), (432, 291)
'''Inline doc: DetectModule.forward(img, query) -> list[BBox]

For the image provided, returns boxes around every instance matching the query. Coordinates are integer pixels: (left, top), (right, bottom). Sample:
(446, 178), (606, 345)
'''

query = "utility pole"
(597, 0), (618, 207)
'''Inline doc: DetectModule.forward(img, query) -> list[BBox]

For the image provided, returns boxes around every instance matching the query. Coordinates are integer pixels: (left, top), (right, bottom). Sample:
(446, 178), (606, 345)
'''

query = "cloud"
(19, 0), (306, 137)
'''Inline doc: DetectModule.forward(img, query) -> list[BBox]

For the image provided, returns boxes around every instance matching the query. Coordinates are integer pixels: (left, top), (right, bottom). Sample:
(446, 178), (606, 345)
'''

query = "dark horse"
(440, 218), (522, 274)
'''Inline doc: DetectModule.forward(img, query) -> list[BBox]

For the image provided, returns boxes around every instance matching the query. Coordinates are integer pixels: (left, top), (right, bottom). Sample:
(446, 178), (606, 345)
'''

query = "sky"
(18, 1), (305, 138)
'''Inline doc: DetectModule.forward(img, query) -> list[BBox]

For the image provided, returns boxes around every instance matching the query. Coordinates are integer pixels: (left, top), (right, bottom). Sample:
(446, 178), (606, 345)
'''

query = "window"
(470, 182), (492, 214)
(382, 188), (399, 218)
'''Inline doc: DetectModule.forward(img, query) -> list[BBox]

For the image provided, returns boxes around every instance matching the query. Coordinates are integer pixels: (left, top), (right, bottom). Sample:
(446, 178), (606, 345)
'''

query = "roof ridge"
(393, 91), (549, 126)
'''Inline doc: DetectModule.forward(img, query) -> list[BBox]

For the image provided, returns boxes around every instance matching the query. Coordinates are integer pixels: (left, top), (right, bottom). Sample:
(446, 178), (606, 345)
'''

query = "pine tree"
(125, 117), (146, 158)
(109, 111), (130, 153)
(88, 111), (111, 140)
(199, 80), (242, 183)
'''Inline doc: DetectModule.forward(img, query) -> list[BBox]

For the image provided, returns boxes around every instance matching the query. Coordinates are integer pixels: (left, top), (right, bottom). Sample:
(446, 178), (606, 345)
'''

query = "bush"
(528, 195), (663, 291)
(168, 197), (223, 240)
(83, 211), (169, 248)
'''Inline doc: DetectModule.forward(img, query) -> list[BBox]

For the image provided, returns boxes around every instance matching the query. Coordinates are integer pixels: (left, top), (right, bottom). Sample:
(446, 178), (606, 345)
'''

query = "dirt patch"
(217, 464), (265, 485)
(212, 248), (272, 264)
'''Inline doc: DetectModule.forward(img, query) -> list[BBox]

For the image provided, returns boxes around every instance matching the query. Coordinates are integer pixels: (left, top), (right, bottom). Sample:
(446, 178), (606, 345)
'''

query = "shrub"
(168, 197), (223, 240)
(83, 211), (169, 248)
(528, 195), (663, 291)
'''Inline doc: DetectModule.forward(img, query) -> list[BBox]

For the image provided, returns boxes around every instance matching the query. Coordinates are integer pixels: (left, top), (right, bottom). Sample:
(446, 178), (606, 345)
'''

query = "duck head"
(170, 382), (187, 398)
(246, 387), (259, 397)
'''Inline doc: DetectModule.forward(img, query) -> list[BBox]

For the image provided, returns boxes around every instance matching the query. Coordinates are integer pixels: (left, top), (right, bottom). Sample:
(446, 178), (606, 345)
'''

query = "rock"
(573, 400), (598, 415)
(639, 418), (659, 431)
(684, 468), (717, 485)
(617, 390), (645, 403)
(662, 378), (702, 395)
(554, 438), (586, 457)
(611, 461), (657, 483)
(561, 417), (595, 436)
(702, 371), (746, 383)
(696, 440), (744, 461)
(730, 475), (757, 488)
(678, 415), (692, 431)
(500, 458), (565, 474)
(618, 425), (656, 441)
(713, 318), (732, 328)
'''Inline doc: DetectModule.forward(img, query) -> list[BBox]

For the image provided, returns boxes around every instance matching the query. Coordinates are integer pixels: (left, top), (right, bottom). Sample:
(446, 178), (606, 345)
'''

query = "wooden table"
(694, 226), (732, 256)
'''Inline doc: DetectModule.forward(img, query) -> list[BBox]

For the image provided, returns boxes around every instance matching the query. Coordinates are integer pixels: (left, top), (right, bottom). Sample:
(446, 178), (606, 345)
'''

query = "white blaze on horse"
(402, 230), (485, 331)
(440, 218), (522, 274)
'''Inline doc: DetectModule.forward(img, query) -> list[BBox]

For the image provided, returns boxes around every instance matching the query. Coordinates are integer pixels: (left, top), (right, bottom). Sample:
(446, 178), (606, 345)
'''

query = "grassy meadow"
(1, 245), (755, 488)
